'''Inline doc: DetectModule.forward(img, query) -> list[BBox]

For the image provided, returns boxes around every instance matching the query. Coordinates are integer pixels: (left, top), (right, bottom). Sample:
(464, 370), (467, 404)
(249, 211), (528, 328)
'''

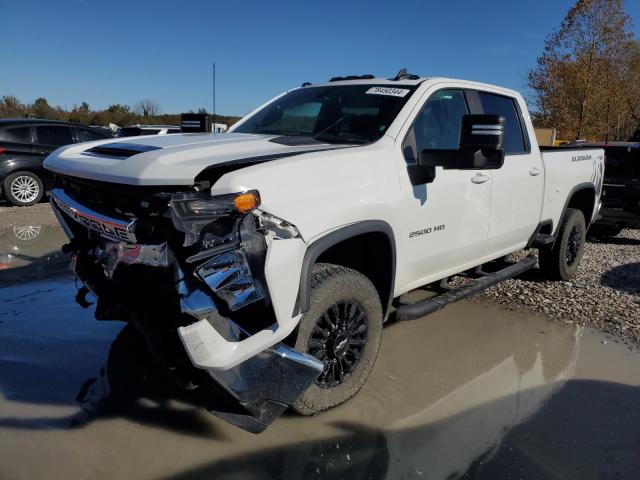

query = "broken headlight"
(170, 190), (260, 247)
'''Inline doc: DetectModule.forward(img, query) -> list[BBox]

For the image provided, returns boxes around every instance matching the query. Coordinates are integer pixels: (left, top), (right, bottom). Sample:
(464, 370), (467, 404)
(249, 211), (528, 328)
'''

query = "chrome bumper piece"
(195, 249), (264, 311)
(50, 188), (137, 243)
(177, 275), (322, 433)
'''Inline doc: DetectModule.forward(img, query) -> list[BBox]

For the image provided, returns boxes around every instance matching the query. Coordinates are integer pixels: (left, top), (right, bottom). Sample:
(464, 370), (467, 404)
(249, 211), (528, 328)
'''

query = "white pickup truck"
(45, 71), (604, 432)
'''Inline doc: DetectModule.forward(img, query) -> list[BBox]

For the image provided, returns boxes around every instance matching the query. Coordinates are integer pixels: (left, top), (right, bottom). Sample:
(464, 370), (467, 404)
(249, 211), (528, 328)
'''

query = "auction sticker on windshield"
(366, 87), (410, 97)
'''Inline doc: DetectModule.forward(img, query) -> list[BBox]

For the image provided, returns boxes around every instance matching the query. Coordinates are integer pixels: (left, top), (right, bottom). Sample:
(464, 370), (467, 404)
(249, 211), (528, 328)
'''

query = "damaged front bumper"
(50, 188), (321, 432)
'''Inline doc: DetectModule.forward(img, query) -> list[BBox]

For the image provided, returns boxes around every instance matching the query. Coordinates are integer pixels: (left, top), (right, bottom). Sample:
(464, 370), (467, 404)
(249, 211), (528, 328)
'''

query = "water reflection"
(0, 223), (69, 283)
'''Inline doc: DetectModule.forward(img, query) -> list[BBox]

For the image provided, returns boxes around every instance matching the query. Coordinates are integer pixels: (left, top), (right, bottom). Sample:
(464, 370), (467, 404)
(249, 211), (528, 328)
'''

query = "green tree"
(31, 97), (55, 119)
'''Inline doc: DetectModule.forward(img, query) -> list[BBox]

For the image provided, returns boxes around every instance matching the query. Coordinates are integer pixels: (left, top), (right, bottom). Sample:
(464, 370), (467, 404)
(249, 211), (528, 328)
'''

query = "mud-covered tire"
(3, 171), (44, 206)
(539, 208), (586, 281)
(292, 263), (383, 415)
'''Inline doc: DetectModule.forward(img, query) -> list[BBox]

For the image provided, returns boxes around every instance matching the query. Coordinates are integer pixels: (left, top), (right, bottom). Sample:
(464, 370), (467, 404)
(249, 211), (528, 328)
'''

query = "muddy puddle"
(1, 222), (639, 479)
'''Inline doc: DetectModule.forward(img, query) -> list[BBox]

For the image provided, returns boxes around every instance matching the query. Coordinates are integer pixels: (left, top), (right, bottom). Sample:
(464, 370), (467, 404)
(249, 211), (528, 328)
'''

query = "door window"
(403, 89), (468, 162)
(35, 125), (74, 146)
(477, 92), (527, 154)
(76, 128), (108, 142)
(0, 126), (31, 143)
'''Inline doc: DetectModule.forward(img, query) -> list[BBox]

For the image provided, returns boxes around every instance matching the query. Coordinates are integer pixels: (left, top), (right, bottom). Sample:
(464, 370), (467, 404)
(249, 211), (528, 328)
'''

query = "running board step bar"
(531, 233), (555, 248)
(396, 255), (537, 321)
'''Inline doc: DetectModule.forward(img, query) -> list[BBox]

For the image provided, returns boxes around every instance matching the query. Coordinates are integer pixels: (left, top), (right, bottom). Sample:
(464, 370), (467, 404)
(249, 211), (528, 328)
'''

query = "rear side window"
(36, 125), (74, 146)
(478, 92), (527, 154)
(76, 128), (108, 142)
(0, 126), (31, 143)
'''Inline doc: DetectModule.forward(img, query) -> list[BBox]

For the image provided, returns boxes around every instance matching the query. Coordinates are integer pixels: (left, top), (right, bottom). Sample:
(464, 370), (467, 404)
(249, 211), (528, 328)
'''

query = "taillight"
(0, 147), (5, 155)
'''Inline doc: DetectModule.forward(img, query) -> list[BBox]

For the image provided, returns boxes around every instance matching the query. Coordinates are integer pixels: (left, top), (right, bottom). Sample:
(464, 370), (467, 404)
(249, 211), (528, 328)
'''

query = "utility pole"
(212, 62), (216, 133)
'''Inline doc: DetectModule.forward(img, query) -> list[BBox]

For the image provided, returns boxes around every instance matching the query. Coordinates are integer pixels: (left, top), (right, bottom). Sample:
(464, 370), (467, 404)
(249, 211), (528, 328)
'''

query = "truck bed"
(539, 147), (605, 233)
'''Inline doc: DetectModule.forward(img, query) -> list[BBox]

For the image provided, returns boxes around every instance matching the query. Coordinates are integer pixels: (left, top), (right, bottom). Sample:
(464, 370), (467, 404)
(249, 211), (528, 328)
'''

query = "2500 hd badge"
(410, 224), (446, 238)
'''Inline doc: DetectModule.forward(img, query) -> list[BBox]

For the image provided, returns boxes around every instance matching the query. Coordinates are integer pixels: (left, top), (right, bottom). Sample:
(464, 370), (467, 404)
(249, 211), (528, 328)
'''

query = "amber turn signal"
(234, 191), (260, 213)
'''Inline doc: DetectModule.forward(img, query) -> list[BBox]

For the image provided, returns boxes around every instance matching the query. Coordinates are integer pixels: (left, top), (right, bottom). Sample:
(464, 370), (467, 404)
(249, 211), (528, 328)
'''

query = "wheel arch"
(1, 161), (50, 195)
(296, 220), (396, 320)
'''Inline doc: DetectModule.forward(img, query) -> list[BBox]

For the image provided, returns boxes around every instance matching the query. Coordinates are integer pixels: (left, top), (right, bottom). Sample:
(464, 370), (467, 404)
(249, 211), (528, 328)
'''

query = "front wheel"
(3, 171), (44, 206)
(292, 263), (383, 415)
(539, 208), (586, 281)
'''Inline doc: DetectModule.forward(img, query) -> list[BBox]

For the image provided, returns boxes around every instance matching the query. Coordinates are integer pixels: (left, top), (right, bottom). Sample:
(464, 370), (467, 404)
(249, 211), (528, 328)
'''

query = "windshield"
(234, 84), (417, 144)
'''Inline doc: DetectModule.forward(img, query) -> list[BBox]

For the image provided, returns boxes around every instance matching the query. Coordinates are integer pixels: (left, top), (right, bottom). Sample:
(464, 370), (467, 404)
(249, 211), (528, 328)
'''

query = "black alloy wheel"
(308, 300), (368, 388)
(565, 224), (582, 266)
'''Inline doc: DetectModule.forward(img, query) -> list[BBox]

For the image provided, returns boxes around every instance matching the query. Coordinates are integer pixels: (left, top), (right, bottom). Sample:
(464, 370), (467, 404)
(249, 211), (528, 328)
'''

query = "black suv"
(0, 119), (111, 206)
(573, 142), (640, 236)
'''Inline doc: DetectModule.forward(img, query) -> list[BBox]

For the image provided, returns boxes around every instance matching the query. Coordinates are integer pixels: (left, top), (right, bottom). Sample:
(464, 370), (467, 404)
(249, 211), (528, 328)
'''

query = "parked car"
(44, 72), (604, 432)
(118, 124), (181, 137)
(570, 142), (639, 236)
(0, 119), (111, 206)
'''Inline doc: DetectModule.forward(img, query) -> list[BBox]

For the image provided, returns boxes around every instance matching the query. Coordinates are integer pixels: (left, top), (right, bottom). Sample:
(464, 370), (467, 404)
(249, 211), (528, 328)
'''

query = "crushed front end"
(50, 175), (322, 433)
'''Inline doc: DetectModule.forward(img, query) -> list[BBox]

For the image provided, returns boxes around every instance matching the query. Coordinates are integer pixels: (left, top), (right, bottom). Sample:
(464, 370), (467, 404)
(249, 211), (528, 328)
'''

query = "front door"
(396, 88), (493, 290)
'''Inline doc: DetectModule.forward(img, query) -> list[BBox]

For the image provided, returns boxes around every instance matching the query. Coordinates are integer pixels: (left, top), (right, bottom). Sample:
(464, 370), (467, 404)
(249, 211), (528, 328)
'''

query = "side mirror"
(418, 114), (505, 170)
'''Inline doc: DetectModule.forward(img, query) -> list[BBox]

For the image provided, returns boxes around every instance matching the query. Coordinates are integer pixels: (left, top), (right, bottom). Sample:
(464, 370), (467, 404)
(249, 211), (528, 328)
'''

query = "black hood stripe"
(210, 145), (353, 169)
(194, 145), (355, 182)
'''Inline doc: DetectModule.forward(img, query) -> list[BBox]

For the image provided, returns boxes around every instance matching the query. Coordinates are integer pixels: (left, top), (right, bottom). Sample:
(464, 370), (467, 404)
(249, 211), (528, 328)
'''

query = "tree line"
(0, 95), (241, 129)
(529, 0), (640, 142)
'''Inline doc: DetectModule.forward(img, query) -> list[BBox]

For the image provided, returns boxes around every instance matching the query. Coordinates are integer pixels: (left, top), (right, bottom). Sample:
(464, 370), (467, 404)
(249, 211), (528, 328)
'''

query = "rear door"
(33, 125), (75, 156)
(477, 91), (544, 254)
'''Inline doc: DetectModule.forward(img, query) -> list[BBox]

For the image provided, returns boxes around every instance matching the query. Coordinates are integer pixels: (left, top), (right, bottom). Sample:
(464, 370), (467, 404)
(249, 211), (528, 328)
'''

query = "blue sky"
(1, 0), (639, 116)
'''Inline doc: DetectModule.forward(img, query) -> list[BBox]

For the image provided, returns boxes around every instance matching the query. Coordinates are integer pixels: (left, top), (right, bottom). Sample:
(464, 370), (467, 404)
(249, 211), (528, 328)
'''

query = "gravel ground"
(460, 229), (640, 348)
(0, 202), (59, 225)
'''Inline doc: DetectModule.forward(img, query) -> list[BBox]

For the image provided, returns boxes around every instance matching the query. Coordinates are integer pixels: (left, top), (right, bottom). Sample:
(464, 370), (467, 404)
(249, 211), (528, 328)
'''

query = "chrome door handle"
(529, 167), (542, 176)
(471, 173), (490, 184)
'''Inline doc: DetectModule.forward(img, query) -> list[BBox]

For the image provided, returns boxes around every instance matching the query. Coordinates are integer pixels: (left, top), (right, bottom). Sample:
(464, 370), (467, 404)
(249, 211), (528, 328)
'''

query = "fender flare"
(295, 220), (396, 316)
(556, 182), (597, 234)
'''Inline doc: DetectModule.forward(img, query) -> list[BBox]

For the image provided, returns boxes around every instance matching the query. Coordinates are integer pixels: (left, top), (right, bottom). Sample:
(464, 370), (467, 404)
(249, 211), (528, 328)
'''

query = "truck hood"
(44, 133), (346, 186)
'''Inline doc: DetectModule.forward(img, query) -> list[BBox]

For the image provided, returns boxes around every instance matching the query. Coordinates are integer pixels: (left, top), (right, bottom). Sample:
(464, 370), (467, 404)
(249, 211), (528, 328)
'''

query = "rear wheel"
(3, 171), (44, 206)
(292, 263), (383, 415)
(539, 208), (586, 281)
